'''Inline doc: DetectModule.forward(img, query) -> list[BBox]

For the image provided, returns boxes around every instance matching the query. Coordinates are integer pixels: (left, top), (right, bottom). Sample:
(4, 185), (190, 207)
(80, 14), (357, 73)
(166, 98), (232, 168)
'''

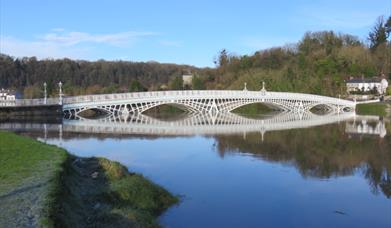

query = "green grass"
(232, 103), (272, 115)
(55, 157), (178, 227)
(0, 131), (67, 227)
(0, 131), (178, 228)
(356, 103), (388, 116)
(0, 131), (66, 194)
(105, 158), (179, 227)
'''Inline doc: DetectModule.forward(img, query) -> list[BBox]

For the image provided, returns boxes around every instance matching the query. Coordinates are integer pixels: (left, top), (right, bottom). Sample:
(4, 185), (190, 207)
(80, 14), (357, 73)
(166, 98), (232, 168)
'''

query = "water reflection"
(1, 112), (390, 227)
(345, 116), (387, 138)
(1, 112), (389, 198)
(0, 111), (369, 137)
(214, 116), (391, 198)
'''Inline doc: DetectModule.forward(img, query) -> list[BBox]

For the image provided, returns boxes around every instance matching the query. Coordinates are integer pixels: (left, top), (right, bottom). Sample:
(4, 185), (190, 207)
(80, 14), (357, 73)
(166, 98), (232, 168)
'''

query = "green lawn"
(356, 103), (388, 116)
(232, 103), (272, 116)
(0, 131), (67, 227)
(0, 131), (178, 228)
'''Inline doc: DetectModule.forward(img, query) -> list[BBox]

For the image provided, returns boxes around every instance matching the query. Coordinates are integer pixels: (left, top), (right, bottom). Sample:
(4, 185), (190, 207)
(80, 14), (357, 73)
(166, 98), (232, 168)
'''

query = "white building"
(0, 89), (16, 101)
(346, 77), (388, 94)
(182, 74), (193, 87)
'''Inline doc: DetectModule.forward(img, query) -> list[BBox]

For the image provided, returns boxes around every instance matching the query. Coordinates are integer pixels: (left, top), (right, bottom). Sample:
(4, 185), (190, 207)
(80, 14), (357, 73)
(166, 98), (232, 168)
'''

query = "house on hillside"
(0, 89), (16, 101)
(182, 74), (193, 87)
(346, 76), (388, 94)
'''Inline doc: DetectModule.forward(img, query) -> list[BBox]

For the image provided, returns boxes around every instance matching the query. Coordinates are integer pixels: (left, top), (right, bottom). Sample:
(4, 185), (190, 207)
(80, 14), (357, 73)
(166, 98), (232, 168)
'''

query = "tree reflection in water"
(214, 118), (391, 198)
(1, 112), (390, 198)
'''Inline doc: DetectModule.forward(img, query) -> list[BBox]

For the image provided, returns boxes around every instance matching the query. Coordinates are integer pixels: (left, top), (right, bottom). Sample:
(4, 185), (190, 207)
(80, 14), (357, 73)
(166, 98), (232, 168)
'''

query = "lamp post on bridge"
(43, 82), (47, 105)
(58, 81), (63, 105)
(261, 81), (267, 96)
(338, 94), (341, 114)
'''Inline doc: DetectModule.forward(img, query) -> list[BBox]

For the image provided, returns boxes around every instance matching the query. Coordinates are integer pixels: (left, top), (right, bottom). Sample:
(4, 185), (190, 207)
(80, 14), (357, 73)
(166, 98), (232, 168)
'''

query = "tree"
(129, 80), (146, 92)
(192, 75), (205, 90)
(215, 49), (229, 67)
(368, 16), (389, 50)
(385, 16), (391, 38)
(169, 75), (183, 90)
(0, 54), (196, 96)
(23, 84), (41, 98)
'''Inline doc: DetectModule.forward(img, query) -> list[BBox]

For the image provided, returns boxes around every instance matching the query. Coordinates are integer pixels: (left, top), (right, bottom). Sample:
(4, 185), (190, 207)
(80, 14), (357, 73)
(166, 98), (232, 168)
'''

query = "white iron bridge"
(61, 90), (357, 117)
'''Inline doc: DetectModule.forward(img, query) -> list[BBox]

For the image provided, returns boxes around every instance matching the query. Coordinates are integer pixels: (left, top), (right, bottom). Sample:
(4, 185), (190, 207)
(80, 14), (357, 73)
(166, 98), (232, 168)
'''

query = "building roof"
(0, 89), (20, 97)
(346, 77), (385, 83)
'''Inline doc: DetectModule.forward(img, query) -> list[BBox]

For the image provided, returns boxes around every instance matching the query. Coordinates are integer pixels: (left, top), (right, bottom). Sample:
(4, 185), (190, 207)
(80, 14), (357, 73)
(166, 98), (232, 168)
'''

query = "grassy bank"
(0, 131), (178, 227)
(0, 131), (67, 227)
(232, 103), (272, 116)
(356, 103), (388, 116)
(56, 156), (178, 228)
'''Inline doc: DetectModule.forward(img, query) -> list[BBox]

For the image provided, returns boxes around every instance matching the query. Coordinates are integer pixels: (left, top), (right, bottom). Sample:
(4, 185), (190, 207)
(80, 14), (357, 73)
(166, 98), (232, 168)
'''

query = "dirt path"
(0, 171), (53, 228)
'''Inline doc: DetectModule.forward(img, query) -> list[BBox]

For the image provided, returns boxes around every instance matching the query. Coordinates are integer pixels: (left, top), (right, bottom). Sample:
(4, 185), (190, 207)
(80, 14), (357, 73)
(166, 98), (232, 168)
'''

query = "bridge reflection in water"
(0, 112), (386, 140)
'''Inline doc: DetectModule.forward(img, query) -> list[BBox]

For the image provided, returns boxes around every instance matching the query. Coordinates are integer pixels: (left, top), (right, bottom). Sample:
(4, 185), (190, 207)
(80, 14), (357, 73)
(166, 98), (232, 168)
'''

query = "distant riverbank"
(0, 131), (178, 227)
(356, 102), (391, 116)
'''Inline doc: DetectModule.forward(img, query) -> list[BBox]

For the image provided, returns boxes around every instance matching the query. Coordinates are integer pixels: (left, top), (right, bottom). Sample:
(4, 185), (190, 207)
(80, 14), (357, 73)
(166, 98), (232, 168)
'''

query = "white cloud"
(0, 29), (157, 59)
(0, 36), (90, 59)
(41, 30), (157, 47)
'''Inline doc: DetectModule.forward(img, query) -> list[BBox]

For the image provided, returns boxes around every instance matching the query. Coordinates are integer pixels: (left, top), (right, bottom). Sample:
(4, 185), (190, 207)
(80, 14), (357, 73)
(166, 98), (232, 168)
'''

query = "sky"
(0, 0), (390, 67)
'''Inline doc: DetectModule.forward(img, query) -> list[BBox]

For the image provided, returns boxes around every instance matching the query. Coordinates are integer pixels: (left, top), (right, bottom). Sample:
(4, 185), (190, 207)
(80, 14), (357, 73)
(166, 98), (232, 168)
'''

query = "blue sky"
(0, 0), (390, 67)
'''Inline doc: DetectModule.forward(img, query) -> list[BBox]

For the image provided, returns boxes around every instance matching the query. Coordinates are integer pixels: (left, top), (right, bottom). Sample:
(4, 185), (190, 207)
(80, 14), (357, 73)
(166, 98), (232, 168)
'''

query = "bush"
(386, 87), (391, 96)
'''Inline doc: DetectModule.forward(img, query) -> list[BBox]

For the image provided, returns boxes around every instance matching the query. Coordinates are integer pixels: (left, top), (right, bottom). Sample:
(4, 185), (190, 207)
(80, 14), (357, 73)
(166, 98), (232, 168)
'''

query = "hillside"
(206, 36), (390, 96)
(203, 16), (391, 96)
(0, 55), (198, 98)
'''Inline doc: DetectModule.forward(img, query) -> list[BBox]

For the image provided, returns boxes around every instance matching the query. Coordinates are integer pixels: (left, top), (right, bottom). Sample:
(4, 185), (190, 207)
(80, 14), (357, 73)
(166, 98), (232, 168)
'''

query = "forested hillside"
(0, 56), (198, 98)
(205, 15), (391, 96)
(1, 15), (390, 98)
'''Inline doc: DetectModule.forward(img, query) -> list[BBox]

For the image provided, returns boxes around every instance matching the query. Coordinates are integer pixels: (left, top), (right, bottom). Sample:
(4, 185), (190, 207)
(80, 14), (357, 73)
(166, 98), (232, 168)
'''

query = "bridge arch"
(135, 101), (199, 114)
(64, 106), (112, 117)
(228, 101), (282, 113)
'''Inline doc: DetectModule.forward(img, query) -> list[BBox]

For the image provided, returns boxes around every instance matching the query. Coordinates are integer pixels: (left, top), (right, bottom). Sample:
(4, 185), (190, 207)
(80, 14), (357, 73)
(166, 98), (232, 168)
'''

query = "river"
(1, 112), (390, 227)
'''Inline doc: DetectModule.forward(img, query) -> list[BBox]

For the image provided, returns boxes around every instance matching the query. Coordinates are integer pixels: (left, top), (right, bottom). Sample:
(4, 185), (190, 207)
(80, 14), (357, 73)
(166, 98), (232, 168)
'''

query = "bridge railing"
(63, 90), (355, 107)
(0, 98), (60, 107)
(1, 90), (356, 107)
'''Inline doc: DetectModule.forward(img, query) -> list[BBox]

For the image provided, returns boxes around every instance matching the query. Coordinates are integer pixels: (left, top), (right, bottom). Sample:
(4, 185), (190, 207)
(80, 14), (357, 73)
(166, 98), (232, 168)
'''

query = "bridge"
(61, 89), (357, 117)
(0, 89), (358, 117)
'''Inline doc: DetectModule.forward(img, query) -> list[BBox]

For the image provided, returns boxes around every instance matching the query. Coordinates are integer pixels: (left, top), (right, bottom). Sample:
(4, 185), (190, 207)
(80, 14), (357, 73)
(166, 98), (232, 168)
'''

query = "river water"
(2, 112), (390, 227)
